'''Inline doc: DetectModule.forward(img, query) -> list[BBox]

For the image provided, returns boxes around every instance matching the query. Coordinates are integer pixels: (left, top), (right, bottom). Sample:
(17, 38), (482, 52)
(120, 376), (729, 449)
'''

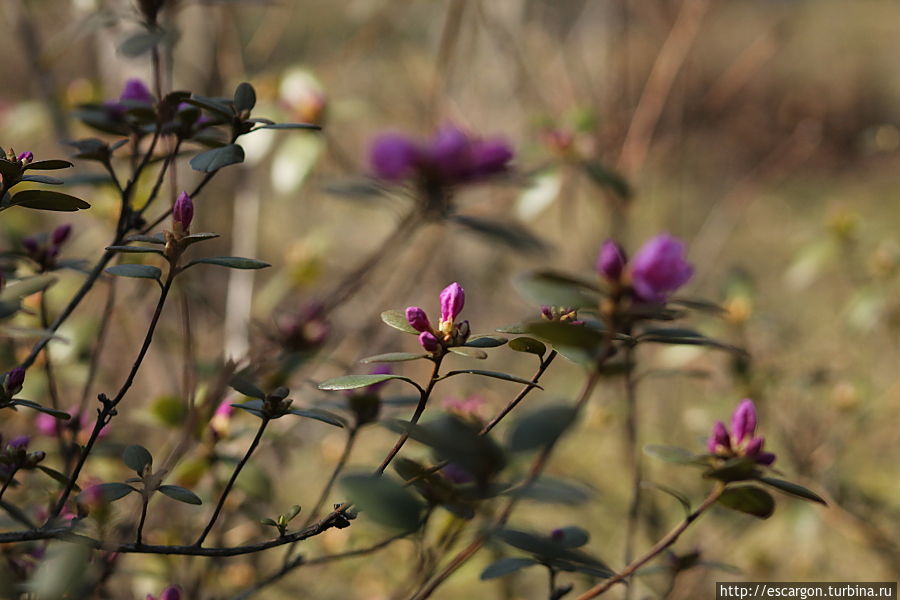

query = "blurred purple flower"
(364, 364), (393, 394)
(441, 463), (473, 485)
(120, 78), (154, 104)
(441, 394), (484, 417)
(5, 366), (26, 394)
(16, 151), (33, 164)
(51, 224), (72, 246)
(596, 239), (627, 282)
(369, 125), (513, 187)
(707, 399), (775, 466)
(629, 234), (693, 303)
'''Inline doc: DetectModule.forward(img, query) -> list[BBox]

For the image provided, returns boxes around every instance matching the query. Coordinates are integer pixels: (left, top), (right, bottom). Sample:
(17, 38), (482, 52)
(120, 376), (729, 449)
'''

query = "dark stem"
(481, 350), (558, 434)
(623, 344), (641, 586)
(573, 484), (725, 600)
(376, 356), (443, 475)
(0, 469), (18, 503)
(136, 495), (149, 546)
(547, 565), (558, 600)
(195, 418), (270, 547)
(47, 267), (177, 522)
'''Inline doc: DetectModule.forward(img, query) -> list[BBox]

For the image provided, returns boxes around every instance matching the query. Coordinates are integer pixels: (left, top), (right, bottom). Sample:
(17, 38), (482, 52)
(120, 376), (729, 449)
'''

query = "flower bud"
(707, 421), (730, 454)
(596, 239), (627, 282)
(405, 306), (431, 333)
(419, 331), (440, 353)
(51, 224), (72, 246)
(370, 134), (419, 181)
(160, 586), (182, 600)
(5, 367), (26, 395)
(21, 236), (39, 255)
(120, 78), (154, 104)
(439, 282), (465, 324)
(16, 151), (33, 164)
(730, 398), (757, 444)
(173, 191), (193, 232)
(630, 234), (693, 303)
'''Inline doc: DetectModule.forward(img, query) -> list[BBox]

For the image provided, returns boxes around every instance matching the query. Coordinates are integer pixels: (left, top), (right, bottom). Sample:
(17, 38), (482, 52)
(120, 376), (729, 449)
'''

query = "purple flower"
(4, 367), (26, 395)
(596, 240), (627, 282)
(16, 151), (33, 164)
(370, 134), (419, 181)
(51, 224), (72, 246)
(21, 236), (39, 255)
(9, 436), (30, 448)
(708, 399), (776, 466)
(120, 78), (154, 104)
(160, 586), (182, 600)
(629, 234), (693, 302)
(439, 282), (465, 325)
(419, 332), (440, 353)
(441, 463), (473, 485)
(405, 306), (431, 333)
(369, 125), (513, 187)
(173, 191), (193, 231)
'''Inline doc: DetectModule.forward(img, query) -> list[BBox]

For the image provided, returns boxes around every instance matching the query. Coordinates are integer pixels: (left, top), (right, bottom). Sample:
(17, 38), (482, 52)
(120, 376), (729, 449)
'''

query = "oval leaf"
(158, 485), (202, 505)
(464, 336), (508, 348)
(234, 82), (257, 112)
(758, 477), (827, 505)
(508, 405), (578, 453)
(360, 352), (428, 363)
(480, 557), (539, 580)
(340, 473), (424, 530)
(288, 408), (346, 428)
(442, 369), (541, 388)
(186, 256), (270, 270)
(11, 190), (90, 212)
(717, 486), (775, 519)
(105, 264), (162, 280)
(189, 144), (245, 172)
(508, 337), (547, 357)
(123, 445), (153, 474)
(381, 310), (419, 334)
(318, 374), (417, 391)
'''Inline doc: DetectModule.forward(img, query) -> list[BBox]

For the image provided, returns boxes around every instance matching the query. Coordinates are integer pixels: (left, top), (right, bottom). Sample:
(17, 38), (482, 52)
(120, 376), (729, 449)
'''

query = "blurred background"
(1, 0), (899, 598)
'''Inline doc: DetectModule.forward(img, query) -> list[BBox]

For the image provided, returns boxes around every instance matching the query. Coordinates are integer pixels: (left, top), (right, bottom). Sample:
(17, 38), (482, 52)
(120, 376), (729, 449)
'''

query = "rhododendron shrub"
(0, 2), (827, 599)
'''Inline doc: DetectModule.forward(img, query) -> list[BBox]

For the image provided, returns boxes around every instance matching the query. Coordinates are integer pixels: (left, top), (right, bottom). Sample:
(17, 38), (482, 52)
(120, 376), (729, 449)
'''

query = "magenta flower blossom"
(596, 239), (627, 282)
(707, 399), (776, 466)
(629, 234), (694, 302)
(441, 394), (484, 417)
(147, 586), (181, 600)
(173, 191), (193, 232)
(404, 282), (470, 353)
(36, 407), (107, 441)
(370, 125), (513, 187)
(120, 78), (154, 104)
(16, 151), (34, 164)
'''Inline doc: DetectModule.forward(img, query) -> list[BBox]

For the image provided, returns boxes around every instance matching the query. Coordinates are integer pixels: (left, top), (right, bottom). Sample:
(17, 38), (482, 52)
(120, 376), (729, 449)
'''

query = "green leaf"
(182, 232), (220, 245)
(493, 528), (613, 575)
(464, 336), (508, 348)
(125, 233), (166, 244)
(508, 405), (578, 452)
(88, 482), (137, 502)
(758, 477), (827, 505)
(105, 245), (164, 255)
(637, 329), (742, 354)
(704, 456), (761, 482)
(318, 374), (418, 391)
(448, 347), (487, 359)
(231, 399), (265, 419)
(257, 122), (321, 130)
(505, 477), (592, 506)
(340, 473), (424, 530)
(288, 408), (346, 427)
(442, 369), (542, 388)
(105, 264), (162, 281)
(551, 526), (590, 548)
(21, 175), (64, 185)
(526, 321), (607, 354)
(184, 96), (234, 119)
(514, 270), (601, 309)
(380, 309), (419, 334)
(233, 82), (257, 113)
(641, 481), (692, 516)
(580, 160), (631, 199)
(24, 160), (74, 171)
(123, 445), (153, 475)
(643, 444), (702, 465)
(452, 215), (548, 255)
(185, 256), (270, 270)
(229, 375), (266, 400)
(508, 337), (547, 357)
(717, 485), (775, 519)
(158, 485), (202, 505)
(480, 557), (539, 580)
(11, 190), (90, 211)
(119, 29), (167, 57)
(37, 466), (77, 489)
(189, 144), (245, 172)
(0, 274), (56, 302)
(360, 352), (428, 363)
(10, 400), (71, 419)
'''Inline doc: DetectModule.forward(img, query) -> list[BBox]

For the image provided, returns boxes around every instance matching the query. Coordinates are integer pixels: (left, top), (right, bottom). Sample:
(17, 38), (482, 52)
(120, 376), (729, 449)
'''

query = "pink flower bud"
(405, 306), (431, 332)
(173, 191), (193, 231)
(17, 151), (34, 164)
(5, 367), (25, 394)
(160, 586), (182, 600)
(630, 234), (693, 303)
(707, 421), (730, 454)
(419, 331), (440, 353)
(439, 282), (465, 324)
(730, 398), (757, 444)
(120, 78), (154, 104)
(596, 239), (627, 282)
(51, 224), (72, 246)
